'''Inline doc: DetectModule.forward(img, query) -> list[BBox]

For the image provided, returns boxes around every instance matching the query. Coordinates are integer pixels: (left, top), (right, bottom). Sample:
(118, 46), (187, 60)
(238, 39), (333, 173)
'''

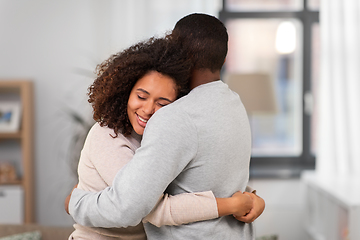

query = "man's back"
(144, 80), (253, 239)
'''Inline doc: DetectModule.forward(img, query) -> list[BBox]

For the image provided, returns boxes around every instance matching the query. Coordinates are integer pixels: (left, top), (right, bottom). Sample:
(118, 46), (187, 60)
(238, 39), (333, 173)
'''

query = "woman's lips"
(136, 113), (148, 128)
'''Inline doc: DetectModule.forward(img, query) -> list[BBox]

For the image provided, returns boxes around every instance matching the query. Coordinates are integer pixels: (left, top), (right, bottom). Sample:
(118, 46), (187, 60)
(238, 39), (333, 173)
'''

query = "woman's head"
(88, 37), (191, 136)
(127, 70), (177, 135)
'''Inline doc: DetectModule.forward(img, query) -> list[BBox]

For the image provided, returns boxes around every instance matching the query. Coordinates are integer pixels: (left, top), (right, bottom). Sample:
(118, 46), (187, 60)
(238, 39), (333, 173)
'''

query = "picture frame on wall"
(0, 101), (22, 133)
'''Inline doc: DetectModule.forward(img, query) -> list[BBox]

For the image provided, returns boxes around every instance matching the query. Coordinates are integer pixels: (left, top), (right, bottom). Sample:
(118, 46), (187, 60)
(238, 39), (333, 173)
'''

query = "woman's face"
(127, 71), (177, 135)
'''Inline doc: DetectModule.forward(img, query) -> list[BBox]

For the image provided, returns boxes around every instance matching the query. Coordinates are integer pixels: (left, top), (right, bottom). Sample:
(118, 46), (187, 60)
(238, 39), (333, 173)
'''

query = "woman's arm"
(77, 125), (260, 227)
(143, 191), (217, 227)
(143, 190), (254, 227)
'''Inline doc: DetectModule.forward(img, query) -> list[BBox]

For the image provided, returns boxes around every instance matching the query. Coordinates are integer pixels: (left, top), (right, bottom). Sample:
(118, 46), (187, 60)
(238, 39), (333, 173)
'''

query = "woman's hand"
(64, 184), (78, 214)
(230, 191), (254, 218)
(216, 191), (253, 218)
(234, 192), (265, 223)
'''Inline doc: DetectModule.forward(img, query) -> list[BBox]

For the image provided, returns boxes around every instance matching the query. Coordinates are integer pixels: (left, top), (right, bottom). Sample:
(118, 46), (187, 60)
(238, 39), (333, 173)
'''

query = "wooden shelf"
(0, 132), (22, 139)
(0, 180), (22, 185)
(0, 80), (34, 223)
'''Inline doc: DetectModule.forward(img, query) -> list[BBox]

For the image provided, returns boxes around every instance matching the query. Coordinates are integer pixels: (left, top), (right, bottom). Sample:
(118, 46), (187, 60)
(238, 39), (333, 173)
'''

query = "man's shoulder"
(146, 96), (196, 133)
(154, 95), (189, 116)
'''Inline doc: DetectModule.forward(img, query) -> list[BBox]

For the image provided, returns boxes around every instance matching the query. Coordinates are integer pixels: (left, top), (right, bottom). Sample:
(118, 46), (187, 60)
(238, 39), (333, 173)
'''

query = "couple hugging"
(66, 13), (265, 240)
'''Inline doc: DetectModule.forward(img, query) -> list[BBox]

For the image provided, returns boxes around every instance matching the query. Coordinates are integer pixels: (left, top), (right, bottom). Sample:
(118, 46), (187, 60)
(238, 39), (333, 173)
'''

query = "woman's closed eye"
(157, 102), (168, 107)
(157, 99), (173, 107)
(137, 95), (146, 100)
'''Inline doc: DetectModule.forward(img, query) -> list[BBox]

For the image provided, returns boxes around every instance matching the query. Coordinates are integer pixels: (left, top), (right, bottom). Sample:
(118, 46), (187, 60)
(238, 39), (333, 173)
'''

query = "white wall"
(1, 0), (96, 226)
(249, 179), (307, 240)
(0, 0), (221, 227)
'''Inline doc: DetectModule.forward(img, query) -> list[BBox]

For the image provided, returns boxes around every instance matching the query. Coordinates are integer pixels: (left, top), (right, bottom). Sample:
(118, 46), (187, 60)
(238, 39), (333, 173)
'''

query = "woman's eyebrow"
(136, 88), (150, 95)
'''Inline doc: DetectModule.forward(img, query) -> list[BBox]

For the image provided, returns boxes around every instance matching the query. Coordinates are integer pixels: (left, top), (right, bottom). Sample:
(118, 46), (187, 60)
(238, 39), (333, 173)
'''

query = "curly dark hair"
(88, 37), (192, 137)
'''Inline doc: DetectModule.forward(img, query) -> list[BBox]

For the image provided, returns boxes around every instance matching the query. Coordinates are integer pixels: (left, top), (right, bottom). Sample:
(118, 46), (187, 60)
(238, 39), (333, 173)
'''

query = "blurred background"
(1, 1), (359, 240)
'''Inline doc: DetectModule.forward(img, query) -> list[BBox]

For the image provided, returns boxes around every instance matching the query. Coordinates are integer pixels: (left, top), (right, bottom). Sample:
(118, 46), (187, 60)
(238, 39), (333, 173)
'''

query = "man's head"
(172, 13), (228, 73)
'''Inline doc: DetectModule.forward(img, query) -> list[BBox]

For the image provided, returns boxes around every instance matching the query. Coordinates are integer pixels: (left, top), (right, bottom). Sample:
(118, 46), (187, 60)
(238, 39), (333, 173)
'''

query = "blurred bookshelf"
(0, 80), (34, 223)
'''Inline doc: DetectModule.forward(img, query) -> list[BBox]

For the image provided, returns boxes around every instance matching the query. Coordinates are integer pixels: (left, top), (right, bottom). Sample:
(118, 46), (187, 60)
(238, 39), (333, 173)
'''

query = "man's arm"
(69, 108), (198, 228)
(143, 189), (257, 227)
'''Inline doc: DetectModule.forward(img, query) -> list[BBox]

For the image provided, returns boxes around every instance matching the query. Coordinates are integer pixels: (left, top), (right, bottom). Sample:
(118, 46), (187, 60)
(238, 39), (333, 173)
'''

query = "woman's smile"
(127, 71), (177, 135)
(136, 113), (149, 128)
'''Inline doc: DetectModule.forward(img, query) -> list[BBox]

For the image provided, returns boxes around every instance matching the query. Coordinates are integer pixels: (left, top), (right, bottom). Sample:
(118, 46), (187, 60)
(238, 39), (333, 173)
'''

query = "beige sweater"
(69, 123), (218, 240)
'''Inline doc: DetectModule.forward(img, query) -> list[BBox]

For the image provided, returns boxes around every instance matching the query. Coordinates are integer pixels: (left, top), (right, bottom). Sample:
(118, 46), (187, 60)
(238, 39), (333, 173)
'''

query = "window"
(220, 0), (319, 178)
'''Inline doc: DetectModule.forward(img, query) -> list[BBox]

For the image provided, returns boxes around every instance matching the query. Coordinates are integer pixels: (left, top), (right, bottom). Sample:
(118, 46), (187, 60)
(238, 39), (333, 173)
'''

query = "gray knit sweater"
(69, 80), (254, 240)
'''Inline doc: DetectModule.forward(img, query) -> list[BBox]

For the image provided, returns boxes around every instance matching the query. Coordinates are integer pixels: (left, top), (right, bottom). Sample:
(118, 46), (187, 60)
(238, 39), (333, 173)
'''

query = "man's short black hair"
(172, 13), (228, 72)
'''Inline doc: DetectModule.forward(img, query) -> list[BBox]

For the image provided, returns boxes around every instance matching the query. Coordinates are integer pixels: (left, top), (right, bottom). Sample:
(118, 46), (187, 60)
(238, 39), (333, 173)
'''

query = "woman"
(68, 37), (253, 240)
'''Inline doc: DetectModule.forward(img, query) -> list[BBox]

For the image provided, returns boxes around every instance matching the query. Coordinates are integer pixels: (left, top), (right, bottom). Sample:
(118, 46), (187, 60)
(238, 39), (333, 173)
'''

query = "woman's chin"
(133, 127), (145, 136)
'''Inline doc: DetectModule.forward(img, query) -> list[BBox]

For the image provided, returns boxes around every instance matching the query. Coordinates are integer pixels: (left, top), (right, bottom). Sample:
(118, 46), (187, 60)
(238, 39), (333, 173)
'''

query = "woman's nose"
(142, 101), (155, 115)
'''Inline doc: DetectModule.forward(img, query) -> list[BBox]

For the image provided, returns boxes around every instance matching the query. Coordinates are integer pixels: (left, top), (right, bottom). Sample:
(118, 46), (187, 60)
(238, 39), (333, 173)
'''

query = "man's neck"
(190, 69), (221, 89)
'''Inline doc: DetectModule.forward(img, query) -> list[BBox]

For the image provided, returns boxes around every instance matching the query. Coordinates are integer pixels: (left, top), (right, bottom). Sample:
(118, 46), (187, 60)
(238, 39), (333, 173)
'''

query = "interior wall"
(0, 0), (221, 227)
(249, 179), (307, 240)
(0, 0), (97, 226)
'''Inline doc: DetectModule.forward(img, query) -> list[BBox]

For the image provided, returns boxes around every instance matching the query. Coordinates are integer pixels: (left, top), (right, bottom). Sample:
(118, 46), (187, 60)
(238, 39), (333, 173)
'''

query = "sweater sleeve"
(69, 107), (199, 228)
(245, 186), (256, 194)
(143, 191), (218, 227)
(89, 125), (219, 227)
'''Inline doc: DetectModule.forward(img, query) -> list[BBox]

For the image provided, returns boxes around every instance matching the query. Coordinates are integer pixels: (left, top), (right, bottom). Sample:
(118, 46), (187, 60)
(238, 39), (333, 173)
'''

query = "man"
(69, 13), (264, 239)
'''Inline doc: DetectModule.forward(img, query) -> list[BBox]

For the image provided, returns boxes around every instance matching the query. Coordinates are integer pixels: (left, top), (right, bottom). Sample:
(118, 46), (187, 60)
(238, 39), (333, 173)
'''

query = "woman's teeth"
(138, 115), (148, 123)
